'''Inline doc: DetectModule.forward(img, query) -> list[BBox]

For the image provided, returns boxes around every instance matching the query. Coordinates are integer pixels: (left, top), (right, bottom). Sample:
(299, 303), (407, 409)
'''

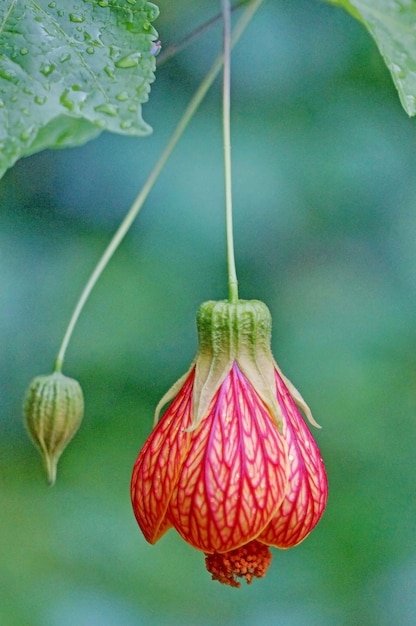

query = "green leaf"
(327, 0), (416, 116)
(0, 0), (159, 178)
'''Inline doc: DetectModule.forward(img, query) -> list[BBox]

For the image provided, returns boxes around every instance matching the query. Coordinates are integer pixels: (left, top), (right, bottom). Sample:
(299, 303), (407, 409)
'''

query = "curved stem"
(54, 0), (263, 372)
(222, 0), (238, 303)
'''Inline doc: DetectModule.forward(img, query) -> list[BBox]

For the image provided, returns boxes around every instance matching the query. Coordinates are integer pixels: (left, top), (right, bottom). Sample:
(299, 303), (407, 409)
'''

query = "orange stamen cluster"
(205, 540), (272, 588)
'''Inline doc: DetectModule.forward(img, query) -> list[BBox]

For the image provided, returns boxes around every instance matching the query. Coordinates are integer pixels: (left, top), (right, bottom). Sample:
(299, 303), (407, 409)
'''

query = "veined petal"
(258, 369), (328, 548)
(168, 362), (289, 553)
(130, 368), (196, 544)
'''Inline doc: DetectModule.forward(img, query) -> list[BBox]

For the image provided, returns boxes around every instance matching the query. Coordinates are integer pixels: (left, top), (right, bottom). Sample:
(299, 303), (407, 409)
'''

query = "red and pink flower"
(131, 300), (327, 587)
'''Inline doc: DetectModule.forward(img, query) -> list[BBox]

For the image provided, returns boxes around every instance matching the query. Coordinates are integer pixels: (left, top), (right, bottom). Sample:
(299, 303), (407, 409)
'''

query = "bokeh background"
(1, 1), (416, 624)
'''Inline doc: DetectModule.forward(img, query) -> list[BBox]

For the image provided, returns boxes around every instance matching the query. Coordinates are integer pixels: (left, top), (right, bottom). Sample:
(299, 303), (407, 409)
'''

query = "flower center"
(204, 540), (272, 588)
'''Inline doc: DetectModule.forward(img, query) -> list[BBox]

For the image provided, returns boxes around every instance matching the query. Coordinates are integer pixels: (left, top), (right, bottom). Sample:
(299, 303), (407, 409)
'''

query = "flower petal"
(168, 362), (289, 553)
(130, 368), (195, 543)
(258, 369), (328, 548)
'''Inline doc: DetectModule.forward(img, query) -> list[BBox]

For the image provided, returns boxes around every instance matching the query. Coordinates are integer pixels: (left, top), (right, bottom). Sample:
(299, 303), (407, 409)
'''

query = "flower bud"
(23, 372), (84, 485)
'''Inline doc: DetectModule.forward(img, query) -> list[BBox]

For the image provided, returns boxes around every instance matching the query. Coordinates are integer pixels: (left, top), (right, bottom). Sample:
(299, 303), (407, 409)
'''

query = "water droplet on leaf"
(0, 67), (15, 81)
(20, 129), (33, 141)
(116, 91), (129, 101)
(60, 89), (75, 111)
(150, 41), (162, 56)
(104, 65), (115, 79)
(69, 13), (85, 23)
(40, 63), (55, 77)
(115, 52), (141, 68)
(390, 62), (406, 79)
(94, 103), (118, 116)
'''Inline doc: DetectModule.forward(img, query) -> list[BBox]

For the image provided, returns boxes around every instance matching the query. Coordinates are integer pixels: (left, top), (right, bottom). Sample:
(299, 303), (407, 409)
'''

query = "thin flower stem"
(54, 0), (263, 373)
(157, 0), (248, 66)
(222, 0), (238, 303)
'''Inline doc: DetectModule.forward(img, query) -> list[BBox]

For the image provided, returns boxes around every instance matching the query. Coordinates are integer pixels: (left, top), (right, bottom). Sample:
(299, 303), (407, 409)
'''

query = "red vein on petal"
(258, 369), (328, 548)
(169, 363), (289, 553)
(130, 368), (196, 543)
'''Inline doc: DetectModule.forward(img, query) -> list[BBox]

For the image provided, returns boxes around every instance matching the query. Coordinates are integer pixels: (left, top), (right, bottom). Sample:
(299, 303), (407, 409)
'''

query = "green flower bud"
(23, 372), (84, 485)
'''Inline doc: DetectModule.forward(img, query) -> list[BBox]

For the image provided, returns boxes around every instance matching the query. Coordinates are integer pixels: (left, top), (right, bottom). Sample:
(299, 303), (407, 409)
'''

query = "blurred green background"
(1, 1), (416, 624)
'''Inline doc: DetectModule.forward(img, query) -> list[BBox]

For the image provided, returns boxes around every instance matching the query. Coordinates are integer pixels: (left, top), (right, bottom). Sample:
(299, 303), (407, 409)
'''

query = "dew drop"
(60, 53), (71, 63)
(104, 65), (115, 79)
(40, 62), (55, 77)
(60, 89), (75, 111)
(115, 52), (141, 69)
(94, 103), (118, 116)
(34, 95), (47, 105)
(148, 6), (159, 20)
(98, 0), (109, 5)
(20, 48), (28, 56)
(126, 0), (136, 4)
(120, 120), (133, 129)
(116, 91), (129, 101)
(0, 68), (15, 81)
(390, 62), (406, 79)
(86, 46), (95, 54)
(20, 129), (33, 141)
(69, 13), (85, 23)
(109, 46), (120, 59)
(48, 1), (56, 7)
(150, 41), (162, 56)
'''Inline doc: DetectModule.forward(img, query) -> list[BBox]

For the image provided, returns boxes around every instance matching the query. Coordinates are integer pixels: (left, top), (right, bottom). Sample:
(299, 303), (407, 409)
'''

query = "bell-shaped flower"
(131, 300), (327, 587)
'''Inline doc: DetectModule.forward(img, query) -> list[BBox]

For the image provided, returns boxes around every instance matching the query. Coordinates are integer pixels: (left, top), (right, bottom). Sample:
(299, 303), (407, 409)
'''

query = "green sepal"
(192, 299), (283, 431)
(154, 299), (319, 433)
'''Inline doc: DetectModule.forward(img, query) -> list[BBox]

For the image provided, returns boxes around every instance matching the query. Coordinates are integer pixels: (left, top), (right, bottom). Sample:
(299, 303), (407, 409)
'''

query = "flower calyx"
(154, 299), (284, 431)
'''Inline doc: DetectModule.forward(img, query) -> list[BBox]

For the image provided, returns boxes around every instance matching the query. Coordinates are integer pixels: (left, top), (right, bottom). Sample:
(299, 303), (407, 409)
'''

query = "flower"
(131, 300), (328, 587)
